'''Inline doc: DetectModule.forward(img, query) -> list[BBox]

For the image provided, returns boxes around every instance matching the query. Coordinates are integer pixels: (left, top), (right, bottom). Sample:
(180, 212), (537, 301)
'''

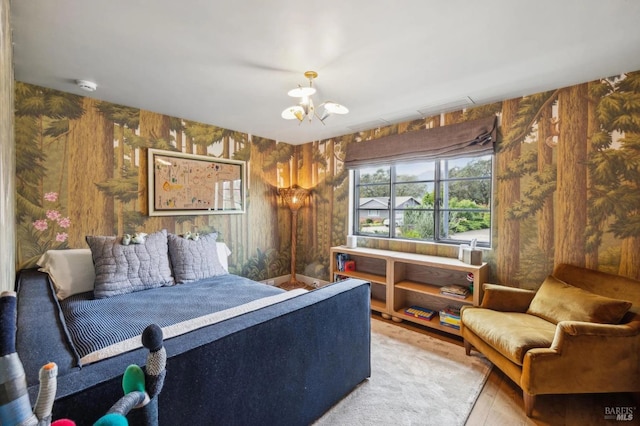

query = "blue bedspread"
(60, 274), (285, 363)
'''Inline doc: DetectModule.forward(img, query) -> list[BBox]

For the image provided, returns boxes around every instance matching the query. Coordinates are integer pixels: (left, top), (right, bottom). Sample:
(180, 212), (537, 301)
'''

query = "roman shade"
(344, 115), (498, 169)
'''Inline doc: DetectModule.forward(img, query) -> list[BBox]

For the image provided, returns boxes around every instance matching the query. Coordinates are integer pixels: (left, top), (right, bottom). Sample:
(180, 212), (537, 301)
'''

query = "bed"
(15, 230), (371, 425)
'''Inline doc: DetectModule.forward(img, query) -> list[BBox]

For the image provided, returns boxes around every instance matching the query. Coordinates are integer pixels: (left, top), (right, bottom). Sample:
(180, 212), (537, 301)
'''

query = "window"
(353, 154), (492, 246)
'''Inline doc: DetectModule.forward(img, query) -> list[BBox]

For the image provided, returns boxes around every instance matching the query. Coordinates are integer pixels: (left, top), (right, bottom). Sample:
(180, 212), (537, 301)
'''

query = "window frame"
(352, 156), (493, 247)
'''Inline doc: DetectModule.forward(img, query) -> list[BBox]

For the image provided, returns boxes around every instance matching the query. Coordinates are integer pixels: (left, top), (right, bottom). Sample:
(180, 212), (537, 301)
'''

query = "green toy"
(0, 290), (166, 426)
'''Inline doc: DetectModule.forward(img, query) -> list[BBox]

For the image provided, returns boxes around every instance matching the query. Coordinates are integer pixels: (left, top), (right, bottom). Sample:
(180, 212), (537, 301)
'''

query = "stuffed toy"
(0, 290), (57, 426)
(0, 291), (166, 426)
(122, 233), (148, 246)
(182, 231), (199, 241)
(93, 324), (166, 426)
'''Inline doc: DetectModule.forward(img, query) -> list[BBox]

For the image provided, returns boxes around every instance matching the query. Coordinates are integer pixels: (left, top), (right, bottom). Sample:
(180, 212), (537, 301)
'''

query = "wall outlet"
(266, 279), (275, 286)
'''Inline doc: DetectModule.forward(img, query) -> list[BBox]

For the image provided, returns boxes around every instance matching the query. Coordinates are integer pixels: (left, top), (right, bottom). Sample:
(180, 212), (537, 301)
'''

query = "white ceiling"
(11, 1), (640, 145)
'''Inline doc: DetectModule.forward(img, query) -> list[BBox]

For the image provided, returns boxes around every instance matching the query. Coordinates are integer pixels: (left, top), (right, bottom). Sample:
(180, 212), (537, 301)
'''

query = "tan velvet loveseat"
(461, 263), (640, 417)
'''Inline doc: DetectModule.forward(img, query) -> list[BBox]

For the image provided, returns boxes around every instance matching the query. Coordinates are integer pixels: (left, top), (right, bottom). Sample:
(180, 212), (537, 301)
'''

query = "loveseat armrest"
(552, 318), (640, 342)
(480, 283), (536, 312)
(522, 318), (640, 396)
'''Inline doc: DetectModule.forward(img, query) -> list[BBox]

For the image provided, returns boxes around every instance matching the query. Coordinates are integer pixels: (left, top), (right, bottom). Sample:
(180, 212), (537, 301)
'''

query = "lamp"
(279, 185), (310, 287)
(281, 71), (349, 124)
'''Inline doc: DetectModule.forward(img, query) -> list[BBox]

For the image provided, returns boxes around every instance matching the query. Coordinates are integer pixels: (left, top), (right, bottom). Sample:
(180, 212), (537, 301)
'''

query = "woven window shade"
(344, 116), (497, 169)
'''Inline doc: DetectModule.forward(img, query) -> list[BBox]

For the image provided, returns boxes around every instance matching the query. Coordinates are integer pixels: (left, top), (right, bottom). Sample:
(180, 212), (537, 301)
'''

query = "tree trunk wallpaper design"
(554, 84), (588, 268)
(14, 69), (640, 285)
(496, 98), (522, 286)
(537, 105), (554, 260)
(67, 97), (114, 247)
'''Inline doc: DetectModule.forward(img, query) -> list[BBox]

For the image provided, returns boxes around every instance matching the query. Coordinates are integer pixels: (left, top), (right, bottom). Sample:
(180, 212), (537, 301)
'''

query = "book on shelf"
(335, 253), (350, 272)
(404, 305), (436, 321)
(439, 321), (461, 330)
(439, 284), (469, 298)
(442, 305), (461, 317)
(439, 305), (462, 329)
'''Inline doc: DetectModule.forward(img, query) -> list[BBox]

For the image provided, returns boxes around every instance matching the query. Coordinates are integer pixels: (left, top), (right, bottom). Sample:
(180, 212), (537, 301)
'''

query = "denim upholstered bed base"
(15, 270), (371, 426)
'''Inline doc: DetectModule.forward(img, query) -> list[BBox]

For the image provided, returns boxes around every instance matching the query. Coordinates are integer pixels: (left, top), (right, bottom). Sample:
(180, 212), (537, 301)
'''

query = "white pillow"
(37, 249), (96, 300)
(216, 242), (231, 272)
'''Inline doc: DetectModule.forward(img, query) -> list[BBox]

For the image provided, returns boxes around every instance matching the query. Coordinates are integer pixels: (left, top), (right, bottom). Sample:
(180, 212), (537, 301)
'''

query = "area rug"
(314, 318), (492, 426)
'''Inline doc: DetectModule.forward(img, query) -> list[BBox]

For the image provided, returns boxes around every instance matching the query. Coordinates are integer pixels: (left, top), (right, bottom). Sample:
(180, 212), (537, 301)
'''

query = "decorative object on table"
(457, 243), (469, 261)
(403, 305), (435, 321)
(279, 185), (310, 287)
(281, 71), (349, 124)
(461, 238), (482, 265)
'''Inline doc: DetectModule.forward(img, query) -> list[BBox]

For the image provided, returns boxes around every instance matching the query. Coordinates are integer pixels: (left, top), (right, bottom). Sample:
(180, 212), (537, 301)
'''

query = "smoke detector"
(76, 80), (97, 92)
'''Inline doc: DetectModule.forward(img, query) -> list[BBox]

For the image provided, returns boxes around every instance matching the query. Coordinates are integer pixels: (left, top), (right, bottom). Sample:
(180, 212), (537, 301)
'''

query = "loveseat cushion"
(527, 275), (632, 325)
(462, 308), (556, 365)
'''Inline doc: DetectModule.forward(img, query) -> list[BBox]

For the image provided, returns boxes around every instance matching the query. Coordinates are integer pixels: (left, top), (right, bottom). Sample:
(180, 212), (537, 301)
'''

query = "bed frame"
(15, 269), (371, 425)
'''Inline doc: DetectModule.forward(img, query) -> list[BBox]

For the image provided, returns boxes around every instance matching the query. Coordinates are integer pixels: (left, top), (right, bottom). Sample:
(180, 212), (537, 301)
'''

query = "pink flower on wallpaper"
(33, 219), (48, 231)
(44, 192), (58, 202)
(57, 217), (71, 228)
(55, 232), (68, 242)
(46, 210), (61, 221)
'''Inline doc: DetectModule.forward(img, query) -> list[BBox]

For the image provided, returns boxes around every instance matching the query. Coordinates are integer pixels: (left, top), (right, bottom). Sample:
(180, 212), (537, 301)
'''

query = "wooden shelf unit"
(330, 246), (490, 336)
(329, 247), (390, 315)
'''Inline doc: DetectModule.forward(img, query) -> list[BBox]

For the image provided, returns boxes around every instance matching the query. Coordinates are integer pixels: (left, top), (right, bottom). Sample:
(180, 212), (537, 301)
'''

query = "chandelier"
(281, 71), (348, 124)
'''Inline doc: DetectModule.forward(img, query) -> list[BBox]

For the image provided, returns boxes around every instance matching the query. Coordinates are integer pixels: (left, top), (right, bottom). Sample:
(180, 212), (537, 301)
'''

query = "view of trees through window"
(354, 155), (492, 245)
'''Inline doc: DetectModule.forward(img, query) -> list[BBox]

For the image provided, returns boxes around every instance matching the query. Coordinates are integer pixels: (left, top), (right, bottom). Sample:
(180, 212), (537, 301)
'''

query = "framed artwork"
(148, 149), (246, 216)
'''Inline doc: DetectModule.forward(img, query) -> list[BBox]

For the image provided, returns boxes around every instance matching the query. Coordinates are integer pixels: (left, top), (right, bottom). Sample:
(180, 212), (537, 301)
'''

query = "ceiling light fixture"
(281, 71), (348, 124)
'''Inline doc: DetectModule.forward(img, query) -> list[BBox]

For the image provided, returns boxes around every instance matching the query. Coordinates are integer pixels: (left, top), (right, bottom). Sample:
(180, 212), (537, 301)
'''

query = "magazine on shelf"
(440, 291), (468, 299)
(439, 284), (469, 298)
(441, 305), (461, 318)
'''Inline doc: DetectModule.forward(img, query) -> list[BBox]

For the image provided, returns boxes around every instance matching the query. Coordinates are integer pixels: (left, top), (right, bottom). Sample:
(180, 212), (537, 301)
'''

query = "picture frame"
(148, 148), (246, 216)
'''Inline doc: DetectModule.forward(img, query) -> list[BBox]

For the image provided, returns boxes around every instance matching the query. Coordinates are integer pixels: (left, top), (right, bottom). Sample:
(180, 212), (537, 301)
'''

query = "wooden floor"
(374, 314), (640, 426)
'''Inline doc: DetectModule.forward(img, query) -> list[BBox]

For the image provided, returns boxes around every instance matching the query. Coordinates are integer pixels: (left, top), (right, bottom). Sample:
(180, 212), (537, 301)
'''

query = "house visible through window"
(353, 154), (492, 246)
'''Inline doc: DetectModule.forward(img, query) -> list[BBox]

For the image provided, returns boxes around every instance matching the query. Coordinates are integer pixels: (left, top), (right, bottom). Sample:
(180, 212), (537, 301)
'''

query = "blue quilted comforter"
(60, 274), (285, 364)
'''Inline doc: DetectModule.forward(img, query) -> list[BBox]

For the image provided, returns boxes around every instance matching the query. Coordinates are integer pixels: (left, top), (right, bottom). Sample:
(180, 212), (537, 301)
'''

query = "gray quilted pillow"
(168, 232), (228, 284)
(86, 229), (174, 299)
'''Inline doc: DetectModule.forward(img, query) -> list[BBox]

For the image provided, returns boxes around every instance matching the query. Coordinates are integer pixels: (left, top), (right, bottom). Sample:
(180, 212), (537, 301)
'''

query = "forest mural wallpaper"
(14, 70), (640, 288)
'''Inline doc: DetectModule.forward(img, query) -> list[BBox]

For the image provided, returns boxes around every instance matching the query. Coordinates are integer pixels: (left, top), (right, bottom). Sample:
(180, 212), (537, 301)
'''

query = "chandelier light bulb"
(281, 71), (348, 124)
(288, 86), (316, 98)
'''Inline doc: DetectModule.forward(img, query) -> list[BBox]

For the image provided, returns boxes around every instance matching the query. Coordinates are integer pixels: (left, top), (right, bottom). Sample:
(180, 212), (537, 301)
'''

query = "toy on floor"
(0, 290), (166, 426)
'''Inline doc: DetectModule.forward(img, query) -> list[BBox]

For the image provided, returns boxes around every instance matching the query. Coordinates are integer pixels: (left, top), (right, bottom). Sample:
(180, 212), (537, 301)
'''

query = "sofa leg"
(523, 391), (535, 417)
(464, 339), (472, 356)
